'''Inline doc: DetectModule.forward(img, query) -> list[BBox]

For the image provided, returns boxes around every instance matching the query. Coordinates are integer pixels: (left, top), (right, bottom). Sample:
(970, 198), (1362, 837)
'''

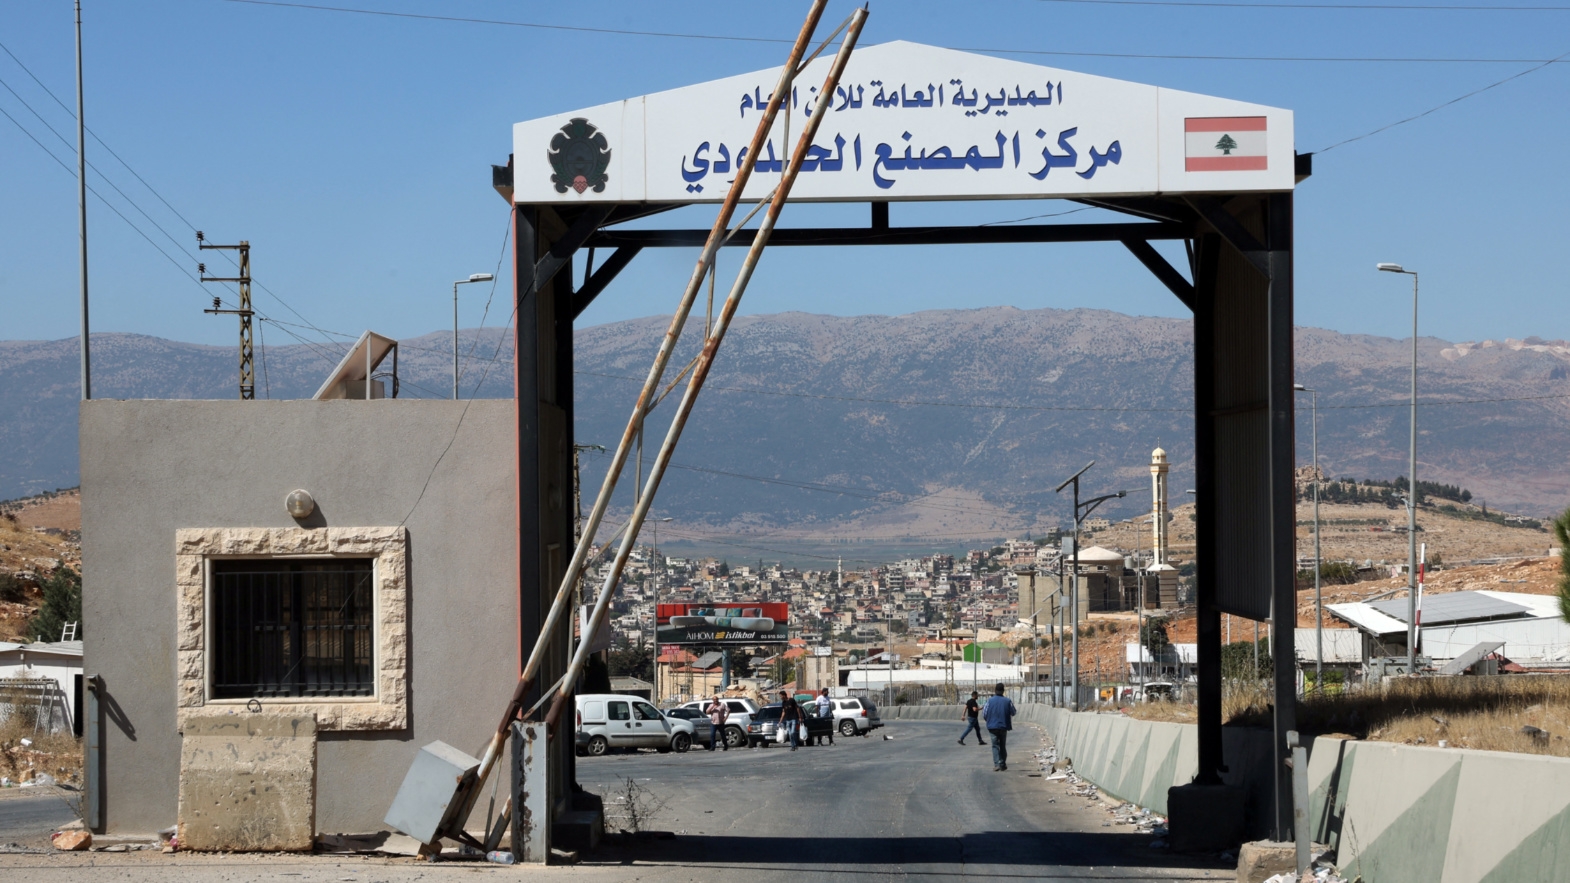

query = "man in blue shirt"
(981, 682), (1016, 771)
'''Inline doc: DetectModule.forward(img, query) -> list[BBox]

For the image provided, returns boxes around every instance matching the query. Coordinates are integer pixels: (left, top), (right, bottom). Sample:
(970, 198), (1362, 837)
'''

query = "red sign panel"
(656, 602), (789, 645)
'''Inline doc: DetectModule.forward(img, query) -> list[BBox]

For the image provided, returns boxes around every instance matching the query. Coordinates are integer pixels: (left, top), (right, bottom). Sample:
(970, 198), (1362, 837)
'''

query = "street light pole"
(75, 0), (91, 402)
(1295, 384), (1322, 690)
(1055, 462), (1126, 713)
(646, 516), (672, 701)
(451, 273), (495, 398)
(1379, 263), (1420, 672)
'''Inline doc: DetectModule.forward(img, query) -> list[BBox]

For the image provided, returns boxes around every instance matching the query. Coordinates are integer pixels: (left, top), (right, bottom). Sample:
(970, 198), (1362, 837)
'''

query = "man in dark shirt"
(982, 682), (1017, 771)
(958, 690), (987, 745)
(779, 690), (804, 750)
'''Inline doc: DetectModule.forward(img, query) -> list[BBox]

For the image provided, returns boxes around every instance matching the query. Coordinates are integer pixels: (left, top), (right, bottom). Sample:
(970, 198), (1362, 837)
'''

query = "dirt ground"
(0, 491), (81, 642)
(2, 491), (82, 534)
(0, 717), (83, 791)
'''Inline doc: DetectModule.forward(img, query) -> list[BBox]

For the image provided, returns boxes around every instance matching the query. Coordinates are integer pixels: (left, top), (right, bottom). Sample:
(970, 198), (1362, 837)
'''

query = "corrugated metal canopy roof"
(1326, 602), (1409, 637)
(1368, 591), (1530, 627)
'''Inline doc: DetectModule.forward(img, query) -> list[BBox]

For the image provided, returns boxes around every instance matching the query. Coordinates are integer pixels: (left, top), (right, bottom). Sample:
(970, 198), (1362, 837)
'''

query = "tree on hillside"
(608, 642), (653, 681)
(1554, 507), (1570, 624)
(1141, 616), (1170, 657)
(29, 567), (81, 642)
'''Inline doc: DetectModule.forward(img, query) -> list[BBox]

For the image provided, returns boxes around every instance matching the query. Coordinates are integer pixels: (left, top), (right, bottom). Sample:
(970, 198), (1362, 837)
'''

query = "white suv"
(675, 697), (759, 749)
(576, 694), (695, 756)
(830, 697), (882, 737)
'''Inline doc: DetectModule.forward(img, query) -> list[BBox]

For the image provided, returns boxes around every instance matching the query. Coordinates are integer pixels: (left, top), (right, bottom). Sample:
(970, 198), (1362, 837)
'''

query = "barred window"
(210, 559), (375, 699)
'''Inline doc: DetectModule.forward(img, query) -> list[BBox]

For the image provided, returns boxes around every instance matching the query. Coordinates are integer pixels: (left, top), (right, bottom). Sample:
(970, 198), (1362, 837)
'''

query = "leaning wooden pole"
(441, 0), (836, 843)
(545, 6), (870, 733)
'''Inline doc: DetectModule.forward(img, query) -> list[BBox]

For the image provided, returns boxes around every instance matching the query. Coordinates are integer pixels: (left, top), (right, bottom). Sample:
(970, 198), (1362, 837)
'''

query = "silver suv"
(675, 697), (759, 749)
(830, 696), (882, 737)
(576, 694), (695, 756)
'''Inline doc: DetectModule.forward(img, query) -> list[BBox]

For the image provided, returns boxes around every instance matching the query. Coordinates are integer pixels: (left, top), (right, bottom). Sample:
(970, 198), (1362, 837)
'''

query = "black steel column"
(1267, 191), (1299, 840)
(515, 203), (541, 692)
(513, 204), (577, 838)
(1191, 233), (1224, 786)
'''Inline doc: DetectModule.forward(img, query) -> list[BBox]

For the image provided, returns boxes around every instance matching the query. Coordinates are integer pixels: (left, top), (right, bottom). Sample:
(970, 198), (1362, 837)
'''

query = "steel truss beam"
(586, 221), (1188, 249)
(571, 247), (641, 320)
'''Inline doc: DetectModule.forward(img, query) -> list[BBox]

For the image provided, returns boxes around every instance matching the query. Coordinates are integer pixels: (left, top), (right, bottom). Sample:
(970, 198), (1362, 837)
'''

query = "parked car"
(575, 694), (694, 756)
(830, 696), (882, 737)
(662, 706), (715, 745)
(675, 697), (759, 749)
(746, 703), (834, 748)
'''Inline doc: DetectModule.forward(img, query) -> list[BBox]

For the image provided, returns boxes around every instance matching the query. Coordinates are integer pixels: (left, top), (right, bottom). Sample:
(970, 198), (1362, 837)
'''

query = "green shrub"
(28, 568), (80, 643)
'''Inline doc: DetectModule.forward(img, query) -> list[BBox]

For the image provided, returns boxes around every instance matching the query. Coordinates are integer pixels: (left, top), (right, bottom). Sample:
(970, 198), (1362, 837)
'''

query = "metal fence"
(0, 677), (72, 734)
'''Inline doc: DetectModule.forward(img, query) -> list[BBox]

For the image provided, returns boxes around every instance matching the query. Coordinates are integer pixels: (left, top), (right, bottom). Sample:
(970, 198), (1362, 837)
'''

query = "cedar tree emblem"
(1214, 134), (1238, 155)
(548, 117), (611, 194)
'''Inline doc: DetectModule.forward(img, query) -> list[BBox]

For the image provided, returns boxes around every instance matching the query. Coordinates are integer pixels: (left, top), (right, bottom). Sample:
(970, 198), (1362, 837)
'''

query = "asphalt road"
(0, 720), (1232, 881)
(575, 718), (1227, 881)
(0, 789), (81, 848)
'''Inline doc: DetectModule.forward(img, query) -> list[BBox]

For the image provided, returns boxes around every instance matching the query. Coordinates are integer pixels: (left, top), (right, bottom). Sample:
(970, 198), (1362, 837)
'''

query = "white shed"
(0, 640), (83, 734)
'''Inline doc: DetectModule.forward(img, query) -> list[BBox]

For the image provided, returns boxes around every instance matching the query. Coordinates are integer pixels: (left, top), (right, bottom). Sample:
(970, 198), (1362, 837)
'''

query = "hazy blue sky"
(2, 0), (1567, 352)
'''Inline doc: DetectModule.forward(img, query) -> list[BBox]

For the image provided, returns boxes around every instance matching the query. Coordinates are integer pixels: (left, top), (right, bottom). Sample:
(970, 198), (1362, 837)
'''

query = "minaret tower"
(1150, 447), (1170, 566)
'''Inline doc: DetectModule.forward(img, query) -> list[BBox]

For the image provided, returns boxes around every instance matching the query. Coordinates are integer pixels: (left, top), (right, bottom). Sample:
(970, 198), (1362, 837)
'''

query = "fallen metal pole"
(446, 0), (832, 840)
(545, 7), (869, 733)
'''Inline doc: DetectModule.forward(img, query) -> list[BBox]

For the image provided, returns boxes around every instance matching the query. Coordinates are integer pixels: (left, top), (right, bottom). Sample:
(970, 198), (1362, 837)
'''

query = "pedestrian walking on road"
(816, 688), (835, 745)
(706, 695), (730, 751)
(982, 682), (1016, 771)
(779, 690), (804, 751)
(958, 690), (987, 746)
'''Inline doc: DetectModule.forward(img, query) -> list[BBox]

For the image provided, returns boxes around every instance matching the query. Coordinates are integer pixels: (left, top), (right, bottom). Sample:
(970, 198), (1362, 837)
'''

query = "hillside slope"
(4, 309), (1569, 535)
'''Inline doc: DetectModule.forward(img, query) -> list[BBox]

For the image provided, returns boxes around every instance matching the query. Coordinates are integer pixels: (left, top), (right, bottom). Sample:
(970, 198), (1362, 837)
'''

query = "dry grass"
(1126, 676), (1570, 758)
(0, 716), (82, 786)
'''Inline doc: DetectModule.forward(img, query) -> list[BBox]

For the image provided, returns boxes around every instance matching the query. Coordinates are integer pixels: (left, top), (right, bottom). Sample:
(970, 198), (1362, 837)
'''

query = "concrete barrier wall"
(1032, 707), (1197, 815)
(1305, 736), (1570, 883)
(1009, 704), (1570, 882)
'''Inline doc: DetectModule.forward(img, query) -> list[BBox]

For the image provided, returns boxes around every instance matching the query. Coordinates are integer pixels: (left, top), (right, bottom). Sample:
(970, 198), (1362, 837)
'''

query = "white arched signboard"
(512, 41), (1295, 206)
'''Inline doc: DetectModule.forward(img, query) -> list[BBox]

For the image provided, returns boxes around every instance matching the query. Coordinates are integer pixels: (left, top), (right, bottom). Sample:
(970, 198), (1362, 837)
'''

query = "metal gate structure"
(497, 38), (1309, 844)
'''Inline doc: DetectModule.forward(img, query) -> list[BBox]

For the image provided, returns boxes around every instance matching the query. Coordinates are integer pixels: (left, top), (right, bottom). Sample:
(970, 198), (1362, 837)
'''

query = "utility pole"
(1296, 384), (1322, 691)
(198, 234), (255, 399)
(75, 0), (90, 401)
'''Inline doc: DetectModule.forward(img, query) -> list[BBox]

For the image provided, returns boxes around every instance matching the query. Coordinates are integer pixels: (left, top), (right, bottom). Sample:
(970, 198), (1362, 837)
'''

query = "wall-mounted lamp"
(285, 489), (315, 519)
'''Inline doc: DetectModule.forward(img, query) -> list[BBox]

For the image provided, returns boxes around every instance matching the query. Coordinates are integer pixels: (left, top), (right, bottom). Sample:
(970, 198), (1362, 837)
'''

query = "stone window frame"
(176, 526), (408, 731)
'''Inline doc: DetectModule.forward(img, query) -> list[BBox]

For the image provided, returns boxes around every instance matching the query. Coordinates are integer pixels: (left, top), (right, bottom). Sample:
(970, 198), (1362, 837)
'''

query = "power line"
(401, 267), (524, 525)
(1, 42), (358, 361)
(1, 40), (352, 351)
(0, 73), (215, 284)
(0, 40), (206, 234)
(217, 0), (1570, 63)
(0, 104), (217, 297)
(457, 215), (513, 392)
(1317, 47), (1570, 152)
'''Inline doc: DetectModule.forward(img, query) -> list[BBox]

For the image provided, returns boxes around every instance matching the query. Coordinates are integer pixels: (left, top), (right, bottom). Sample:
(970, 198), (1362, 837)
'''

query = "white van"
(575, 694), (695, 756)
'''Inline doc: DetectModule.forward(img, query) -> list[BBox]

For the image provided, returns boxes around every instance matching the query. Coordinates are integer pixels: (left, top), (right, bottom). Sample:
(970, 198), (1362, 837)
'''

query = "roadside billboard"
(656, 603), (789, 645)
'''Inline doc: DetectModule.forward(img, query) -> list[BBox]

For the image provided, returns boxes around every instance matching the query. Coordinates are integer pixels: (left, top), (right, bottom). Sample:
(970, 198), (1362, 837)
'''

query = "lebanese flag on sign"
(1185, 117), (1267, 172)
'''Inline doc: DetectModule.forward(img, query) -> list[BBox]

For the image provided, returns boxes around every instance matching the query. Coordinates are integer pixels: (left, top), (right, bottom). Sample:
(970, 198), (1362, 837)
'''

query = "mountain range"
(4, 308), (1568, 553)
